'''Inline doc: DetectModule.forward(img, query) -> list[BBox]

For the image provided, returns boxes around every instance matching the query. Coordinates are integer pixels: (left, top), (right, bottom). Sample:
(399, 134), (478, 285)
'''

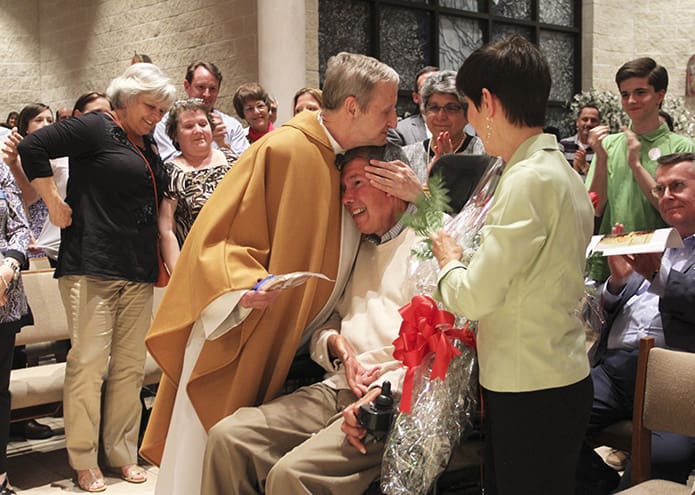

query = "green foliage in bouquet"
(401, 173), (452, 260)
(565, 89), (695, 138)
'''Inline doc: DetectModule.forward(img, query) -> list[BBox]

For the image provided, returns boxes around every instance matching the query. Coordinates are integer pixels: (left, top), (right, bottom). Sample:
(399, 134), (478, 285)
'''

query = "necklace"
(427, 133), (468, 158)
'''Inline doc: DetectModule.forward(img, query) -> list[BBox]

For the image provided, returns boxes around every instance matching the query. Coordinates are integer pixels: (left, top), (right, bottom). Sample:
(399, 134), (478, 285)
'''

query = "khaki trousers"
(59, 275), (152, 470)
(202, 383), (384, 495)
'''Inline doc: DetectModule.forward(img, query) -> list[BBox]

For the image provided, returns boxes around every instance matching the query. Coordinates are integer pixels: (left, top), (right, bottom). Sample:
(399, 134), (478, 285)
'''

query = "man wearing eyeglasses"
(585, 57), (695, 282)
(576, 153), (695, 494)
(154, 61), (249, 161)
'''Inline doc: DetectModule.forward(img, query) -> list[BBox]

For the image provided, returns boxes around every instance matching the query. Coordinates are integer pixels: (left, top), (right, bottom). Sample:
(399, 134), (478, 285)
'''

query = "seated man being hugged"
(201, 145), (418, 495)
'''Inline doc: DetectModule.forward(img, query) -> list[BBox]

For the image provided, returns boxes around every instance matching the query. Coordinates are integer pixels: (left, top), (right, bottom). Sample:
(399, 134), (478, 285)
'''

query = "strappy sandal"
(119, 464), (147, 484)
(75, 467), (106, 493)
(0, 476), (16, 495)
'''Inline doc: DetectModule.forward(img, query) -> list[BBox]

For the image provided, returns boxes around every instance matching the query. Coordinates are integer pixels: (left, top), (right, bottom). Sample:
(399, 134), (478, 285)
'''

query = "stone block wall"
(2, 1), (693, 124)
(0, 0), (257, 122)
(0, 1), (41, 121)
(305, 0), (319, 88)
(585, 0), (695, 110)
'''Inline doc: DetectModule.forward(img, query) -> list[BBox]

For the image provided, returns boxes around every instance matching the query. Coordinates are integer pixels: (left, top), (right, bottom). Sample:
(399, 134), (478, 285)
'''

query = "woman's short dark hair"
(72, 92), (111, 116)
(232, 82), (270, 119)
(456, 35), (550, 128)
(165, 98), (214, 151)
(17, 103), (51, 137)
(615, 57), (668, 93)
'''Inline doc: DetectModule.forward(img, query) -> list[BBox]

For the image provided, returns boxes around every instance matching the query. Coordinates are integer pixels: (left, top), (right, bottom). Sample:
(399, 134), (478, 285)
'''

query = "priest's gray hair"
(322, 52), (399, 111)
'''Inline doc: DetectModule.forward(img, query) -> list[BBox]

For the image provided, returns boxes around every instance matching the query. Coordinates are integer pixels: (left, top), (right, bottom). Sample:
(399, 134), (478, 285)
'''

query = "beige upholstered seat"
(617, 479), (691, 494)
(10, 269), (162, 412)
(616, 338), (695, 494)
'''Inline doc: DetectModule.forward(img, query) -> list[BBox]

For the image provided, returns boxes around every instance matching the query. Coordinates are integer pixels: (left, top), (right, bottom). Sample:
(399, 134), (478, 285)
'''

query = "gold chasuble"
(140, 111), (343, 465)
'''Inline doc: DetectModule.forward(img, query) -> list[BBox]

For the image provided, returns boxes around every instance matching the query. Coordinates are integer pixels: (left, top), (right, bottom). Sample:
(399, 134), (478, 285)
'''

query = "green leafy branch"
(401, 173), (452, 259)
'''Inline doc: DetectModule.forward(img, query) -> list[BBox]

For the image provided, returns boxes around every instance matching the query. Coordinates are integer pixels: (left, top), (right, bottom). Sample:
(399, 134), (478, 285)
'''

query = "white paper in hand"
(253, 271), (333, 291)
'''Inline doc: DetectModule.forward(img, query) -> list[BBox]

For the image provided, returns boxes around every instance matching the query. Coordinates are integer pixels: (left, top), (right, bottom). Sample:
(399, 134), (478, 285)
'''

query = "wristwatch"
(2, 257), (20, 286)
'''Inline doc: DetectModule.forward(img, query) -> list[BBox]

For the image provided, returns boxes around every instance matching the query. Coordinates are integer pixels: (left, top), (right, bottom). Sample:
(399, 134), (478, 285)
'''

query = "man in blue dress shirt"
(577, 151), (695, 494)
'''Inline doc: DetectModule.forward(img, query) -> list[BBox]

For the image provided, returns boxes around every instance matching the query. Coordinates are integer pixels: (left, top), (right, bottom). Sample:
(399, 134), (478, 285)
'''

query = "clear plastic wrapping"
(381, 159), (503, 495)
(381, 339), (478, 495)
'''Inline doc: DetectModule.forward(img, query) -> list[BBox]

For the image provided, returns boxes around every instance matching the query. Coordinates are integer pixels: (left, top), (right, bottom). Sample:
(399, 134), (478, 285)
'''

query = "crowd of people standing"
(0, 35), (691, 495)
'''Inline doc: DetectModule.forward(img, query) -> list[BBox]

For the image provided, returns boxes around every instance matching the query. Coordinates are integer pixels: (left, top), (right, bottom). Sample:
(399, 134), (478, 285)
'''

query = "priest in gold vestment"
(141, 52), (400, 495)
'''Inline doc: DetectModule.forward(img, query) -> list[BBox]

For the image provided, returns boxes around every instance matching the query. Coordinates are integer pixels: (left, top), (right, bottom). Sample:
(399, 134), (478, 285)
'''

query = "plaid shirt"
(365, 203), (416, 245)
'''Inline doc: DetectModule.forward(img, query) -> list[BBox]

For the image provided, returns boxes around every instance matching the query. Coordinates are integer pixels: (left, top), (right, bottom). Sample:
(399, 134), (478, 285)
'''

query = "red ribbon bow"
(392, 295), (476, 413)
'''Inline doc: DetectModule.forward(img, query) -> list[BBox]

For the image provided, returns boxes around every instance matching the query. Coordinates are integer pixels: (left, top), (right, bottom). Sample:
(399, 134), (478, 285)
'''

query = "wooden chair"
(615, 337), (695, 494)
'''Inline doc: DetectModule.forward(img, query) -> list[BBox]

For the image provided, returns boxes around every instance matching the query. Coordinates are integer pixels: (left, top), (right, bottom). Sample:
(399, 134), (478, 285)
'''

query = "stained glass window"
(439, 16), (483, 71)
(439, 0), (482, 11)
(379, 7), (433, 96)
(318, 0), (580, 133)
(317, 0), (370, 85)
(490, 0), (531, 21)
(491, 23), (533, 42)
(540, 31), (575, 103)
(540, 0), (575, 27)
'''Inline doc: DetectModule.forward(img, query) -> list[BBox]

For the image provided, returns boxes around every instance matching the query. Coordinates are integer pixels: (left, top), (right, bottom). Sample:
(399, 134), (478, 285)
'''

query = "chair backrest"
(16, 269), (70, 346)
(630, 337), (695, 484)
(643, 348), (695, 435)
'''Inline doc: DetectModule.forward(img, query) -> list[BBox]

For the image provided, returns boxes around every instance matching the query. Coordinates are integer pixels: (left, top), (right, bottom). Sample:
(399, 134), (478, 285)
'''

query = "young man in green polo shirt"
(586, 57), (695, 282)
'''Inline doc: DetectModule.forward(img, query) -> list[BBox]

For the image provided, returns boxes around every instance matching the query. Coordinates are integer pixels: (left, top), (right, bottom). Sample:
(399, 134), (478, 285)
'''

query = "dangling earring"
(485, 117), (493, 141)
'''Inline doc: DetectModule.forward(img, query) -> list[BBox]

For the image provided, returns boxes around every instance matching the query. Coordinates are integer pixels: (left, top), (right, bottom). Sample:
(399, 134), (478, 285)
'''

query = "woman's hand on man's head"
(364, 159), (422, 203)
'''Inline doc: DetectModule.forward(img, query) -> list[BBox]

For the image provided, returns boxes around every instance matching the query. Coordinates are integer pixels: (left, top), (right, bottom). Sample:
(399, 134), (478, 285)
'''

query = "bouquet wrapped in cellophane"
(380, 159), (503, 495)
(579, 193), (605, 358)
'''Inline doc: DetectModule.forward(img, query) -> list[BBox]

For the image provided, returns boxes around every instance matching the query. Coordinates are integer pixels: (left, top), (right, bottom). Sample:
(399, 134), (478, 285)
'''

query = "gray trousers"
(202, 382), (384, 495)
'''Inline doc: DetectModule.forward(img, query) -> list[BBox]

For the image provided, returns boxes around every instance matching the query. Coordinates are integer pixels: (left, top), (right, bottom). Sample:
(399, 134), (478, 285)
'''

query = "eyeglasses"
(244, 103), (268, 113)
(651, 180), (688, 199)
(425, 103), (464, 115)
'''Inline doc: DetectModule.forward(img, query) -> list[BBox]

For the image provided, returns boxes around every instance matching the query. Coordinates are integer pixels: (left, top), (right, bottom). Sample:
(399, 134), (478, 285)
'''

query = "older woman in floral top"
(0, 164), (32, 495)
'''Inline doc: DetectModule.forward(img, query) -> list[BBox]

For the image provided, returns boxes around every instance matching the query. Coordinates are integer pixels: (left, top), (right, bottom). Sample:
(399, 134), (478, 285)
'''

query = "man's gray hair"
(322, 52), (399, 111)
(106, 63), (176, 109)
(420, 70), (463, 112)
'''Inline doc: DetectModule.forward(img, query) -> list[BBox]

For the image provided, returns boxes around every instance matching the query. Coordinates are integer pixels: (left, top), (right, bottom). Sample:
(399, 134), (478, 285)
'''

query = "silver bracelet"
(2, 258), (20, 283)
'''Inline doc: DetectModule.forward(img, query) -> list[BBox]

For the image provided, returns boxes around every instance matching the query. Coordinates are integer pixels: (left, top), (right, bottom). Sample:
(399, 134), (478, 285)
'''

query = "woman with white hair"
(18, 63), (175, 492)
